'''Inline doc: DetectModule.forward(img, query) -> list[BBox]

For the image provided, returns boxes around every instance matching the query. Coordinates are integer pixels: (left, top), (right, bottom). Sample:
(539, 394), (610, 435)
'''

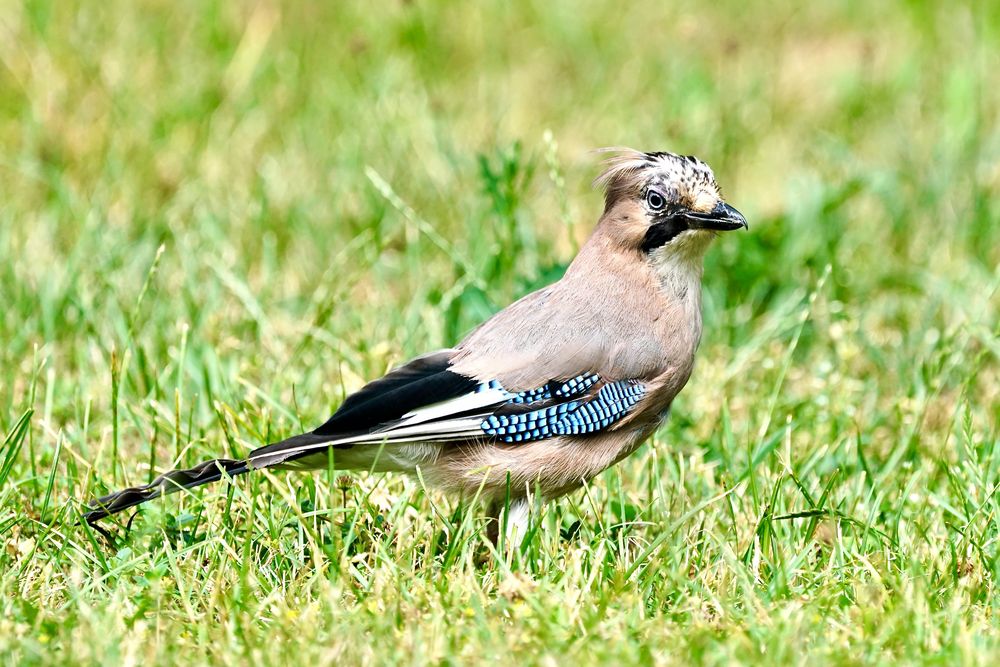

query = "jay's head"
(595, 149), (747, 263)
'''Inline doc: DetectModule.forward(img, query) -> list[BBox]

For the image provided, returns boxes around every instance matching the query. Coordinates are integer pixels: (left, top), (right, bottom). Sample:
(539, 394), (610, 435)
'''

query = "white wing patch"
(246, 387), (509, 467)
(392, 387), (511, 428)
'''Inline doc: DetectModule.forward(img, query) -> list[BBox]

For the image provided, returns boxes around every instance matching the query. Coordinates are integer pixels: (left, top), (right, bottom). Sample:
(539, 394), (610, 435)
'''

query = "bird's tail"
(83, 457), (250, 524)
(82, 432), (337, 525)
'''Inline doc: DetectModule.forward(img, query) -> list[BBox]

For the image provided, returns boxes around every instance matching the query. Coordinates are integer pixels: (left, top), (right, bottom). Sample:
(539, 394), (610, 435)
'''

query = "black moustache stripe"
(640, 217), (689, 253)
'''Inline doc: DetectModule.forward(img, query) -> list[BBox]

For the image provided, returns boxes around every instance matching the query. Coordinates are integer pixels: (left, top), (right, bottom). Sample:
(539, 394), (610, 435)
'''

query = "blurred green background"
(1, 1), (998, 665)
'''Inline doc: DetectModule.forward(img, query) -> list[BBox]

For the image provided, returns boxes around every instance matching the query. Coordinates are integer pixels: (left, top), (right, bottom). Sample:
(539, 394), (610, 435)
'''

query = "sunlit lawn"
(1, 1), (999, 664)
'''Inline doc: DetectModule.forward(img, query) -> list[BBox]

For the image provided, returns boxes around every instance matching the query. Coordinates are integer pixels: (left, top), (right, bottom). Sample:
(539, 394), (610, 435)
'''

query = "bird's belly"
(424, 428), (653, 500)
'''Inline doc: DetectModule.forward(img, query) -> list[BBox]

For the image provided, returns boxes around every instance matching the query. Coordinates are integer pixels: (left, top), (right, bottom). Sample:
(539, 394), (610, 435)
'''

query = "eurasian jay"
(84, 149), (747, 543)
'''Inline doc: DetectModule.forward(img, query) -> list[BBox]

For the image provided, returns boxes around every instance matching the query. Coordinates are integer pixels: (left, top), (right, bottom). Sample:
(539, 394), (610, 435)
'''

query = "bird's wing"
(247, 345), (649, 470)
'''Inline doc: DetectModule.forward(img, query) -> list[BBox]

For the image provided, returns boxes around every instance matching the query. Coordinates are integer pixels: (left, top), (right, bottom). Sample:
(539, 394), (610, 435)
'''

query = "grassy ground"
(2, 0), (999, 664)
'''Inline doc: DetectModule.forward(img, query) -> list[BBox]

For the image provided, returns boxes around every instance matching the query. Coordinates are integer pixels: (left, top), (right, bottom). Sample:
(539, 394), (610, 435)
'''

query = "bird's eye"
(646, 190), (666, 211)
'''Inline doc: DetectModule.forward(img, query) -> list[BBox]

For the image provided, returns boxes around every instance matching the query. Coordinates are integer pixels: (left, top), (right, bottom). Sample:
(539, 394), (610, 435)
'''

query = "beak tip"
(723, 203), (748, 231)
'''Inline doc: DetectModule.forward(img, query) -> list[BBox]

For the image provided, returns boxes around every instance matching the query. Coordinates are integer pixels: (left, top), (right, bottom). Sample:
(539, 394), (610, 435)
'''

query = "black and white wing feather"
(248, 351), (646, 466)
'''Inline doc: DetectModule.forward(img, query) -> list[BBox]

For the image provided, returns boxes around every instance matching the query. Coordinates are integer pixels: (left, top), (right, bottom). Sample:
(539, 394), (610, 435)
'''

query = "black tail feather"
(83, 458), (249, 524)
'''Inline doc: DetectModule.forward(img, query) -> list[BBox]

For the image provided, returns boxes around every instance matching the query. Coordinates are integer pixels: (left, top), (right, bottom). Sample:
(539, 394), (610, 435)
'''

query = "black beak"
(683, 201), (748, 232)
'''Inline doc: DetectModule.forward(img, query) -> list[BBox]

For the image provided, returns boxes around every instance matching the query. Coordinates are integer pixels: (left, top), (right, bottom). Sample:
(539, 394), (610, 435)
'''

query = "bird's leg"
(485, 496), (532, 552)
(502, 498), (531, 549)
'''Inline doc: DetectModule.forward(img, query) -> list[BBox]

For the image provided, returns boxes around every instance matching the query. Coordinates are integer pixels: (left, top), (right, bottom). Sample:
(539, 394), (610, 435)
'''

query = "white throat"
(647, 230), (712, 303)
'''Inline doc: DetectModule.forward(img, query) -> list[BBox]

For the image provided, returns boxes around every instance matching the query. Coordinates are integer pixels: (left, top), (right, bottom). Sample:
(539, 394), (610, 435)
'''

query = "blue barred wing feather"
(480, 379), (646, 443)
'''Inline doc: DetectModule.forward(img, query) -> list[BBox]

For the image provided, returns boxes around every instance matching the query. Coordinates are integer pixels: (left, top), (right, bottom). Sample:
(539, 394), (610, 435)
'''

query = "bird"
(83, 148), (747, 545)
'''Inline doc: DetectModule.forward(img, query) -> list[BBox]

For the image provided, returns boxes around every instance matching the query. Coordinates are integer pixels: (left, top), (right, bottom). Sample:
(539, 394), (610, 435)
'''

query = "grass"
(1, 0), (999, 664)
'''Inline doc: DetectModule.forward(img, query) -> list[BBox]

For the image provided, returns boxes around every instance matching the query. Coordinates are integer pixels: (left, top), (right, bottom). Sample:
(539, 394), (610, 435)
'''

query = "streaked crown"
(595, 149), (721, 214)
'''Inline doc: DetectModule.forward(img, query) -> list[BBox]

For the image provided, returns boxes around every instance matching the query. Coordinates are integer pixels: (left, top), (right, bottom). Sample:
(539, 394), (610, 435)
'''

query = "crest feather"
(592, 147), (660, 211)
